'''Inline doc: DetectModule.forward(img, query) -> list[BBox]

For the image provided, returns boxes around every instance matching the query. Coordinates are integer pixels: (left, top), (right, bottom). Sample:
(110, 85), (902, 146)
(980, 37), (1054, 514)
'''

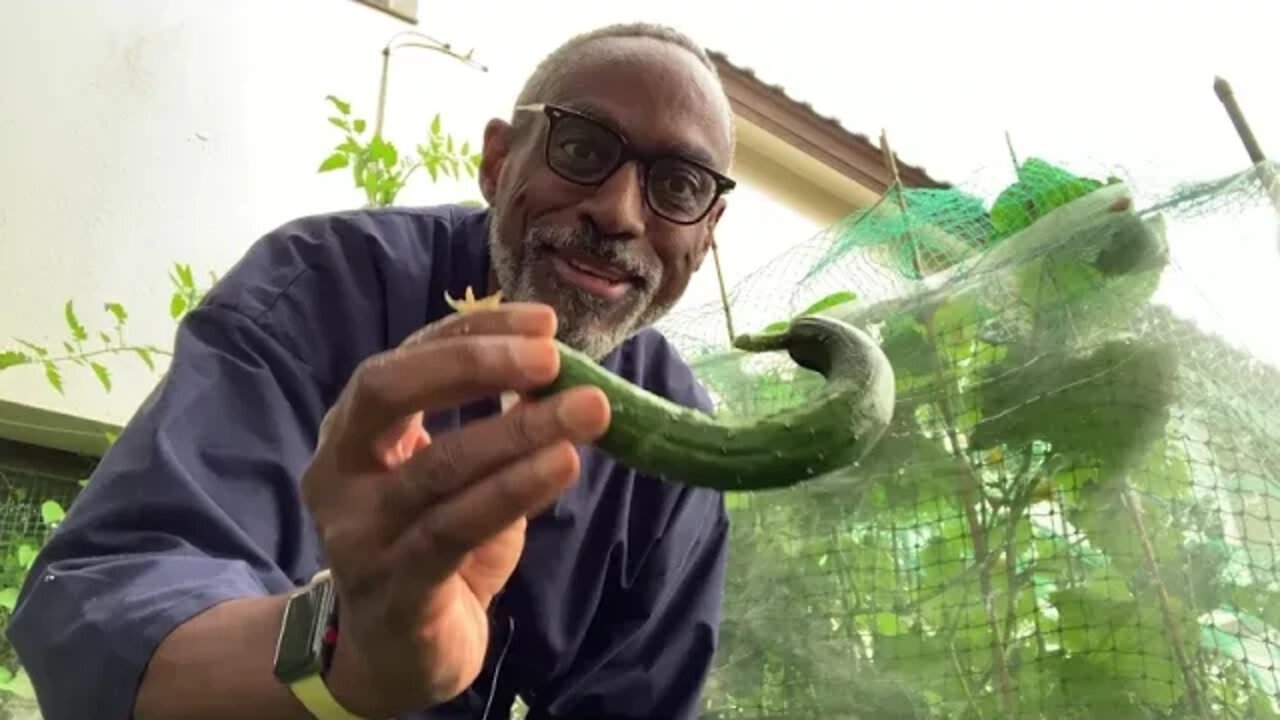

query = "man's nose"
(580, 161), (646, 239)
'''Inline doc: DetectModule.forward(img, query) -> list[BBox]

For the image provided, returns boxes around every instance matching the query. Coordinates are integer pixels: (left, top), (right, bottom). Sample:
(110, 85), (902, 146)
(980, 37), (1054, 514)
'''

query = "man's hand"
(303, 302), (610, 716)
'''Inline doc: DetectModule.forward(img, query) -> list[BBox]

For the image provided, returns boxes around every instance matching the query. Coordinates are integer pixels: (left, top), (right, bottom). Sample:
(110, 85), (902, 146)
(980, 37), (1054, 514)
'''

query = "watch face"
(273, 579), (335, 683)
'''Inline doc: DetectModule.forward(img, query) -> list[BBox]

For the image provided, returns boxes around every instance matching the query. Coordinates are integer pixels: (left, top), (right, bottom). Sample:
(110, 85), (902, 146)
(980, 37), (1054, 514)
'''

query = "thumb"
(373, 411), (431, 468)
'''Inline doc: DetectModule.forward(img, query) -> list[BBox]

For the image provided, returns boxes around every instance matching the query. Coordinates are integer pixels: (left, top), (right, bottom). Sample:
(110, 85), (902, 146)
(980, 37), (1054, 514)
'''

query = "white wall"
(0, 0), (835, 432)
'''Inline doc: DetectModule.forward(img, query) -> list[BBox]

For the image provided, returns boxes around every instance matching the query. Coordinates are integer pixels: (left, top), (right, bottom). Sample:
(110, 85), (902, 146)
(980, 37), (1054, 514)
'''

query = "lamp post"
(374, 30), (488, 139)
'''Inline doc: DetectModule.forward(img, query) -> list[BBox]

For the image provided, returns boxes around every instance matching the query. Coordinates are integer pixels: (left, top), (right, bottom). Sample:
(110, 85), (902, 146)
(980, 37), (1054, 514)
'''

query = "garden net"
(654, 157), (1280, 720)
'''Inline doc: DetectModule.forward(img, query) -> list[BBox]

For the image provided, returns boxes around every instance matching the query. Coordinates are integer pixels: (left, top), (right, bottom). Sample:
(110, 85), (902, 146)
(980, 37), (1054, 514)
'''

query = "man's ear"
(478, 118), (513, 204)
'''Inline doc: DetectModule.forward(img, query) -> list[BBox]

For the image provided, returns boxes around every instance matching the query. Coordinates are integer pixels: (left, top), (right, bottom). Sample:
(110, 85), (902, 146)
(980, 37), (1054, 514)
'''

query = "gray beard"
(487, 215), (675, 361)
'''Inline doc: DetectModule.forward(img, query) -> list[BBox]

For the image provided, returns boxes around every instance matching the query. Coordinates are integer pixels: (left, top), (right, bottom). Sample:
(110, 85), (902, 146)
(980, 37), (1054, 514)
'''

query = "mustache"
(529, 223), (657, 283)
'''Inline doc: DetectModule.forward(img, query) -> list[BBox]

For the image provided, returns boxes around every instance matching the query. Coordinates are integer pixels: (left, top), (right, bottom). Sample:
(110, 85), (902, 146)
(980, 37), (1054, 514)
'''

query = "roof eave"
(708, 50), (949, 193)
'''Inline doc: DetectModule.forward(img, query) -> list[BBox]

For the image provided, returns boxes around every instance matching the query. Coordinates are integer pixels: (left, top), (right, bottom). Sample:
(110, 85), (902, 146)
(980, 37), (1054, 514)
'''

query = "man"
(7, 21), (738, 720)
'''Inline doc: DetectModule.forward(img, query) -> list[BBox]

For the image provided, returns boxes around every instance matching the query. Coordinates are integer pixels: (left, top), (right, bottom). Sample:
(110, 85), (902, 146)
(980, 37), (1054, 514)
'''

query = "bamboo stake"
(709, 239), (737, 344)
(879, 131), (925, 280)
(1213, 76), (1280, 254)
(1214, 76), (1269, 167)
(1005, 131), (1022, 178)
(1120, 485), (1210, 718)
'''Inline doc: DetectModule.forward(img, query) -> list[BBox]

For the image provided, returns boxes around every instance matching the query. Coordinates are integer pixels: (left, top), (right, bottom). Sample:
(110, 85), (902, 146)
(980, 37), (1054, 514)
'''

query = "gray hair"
(513, 22), (736, 159)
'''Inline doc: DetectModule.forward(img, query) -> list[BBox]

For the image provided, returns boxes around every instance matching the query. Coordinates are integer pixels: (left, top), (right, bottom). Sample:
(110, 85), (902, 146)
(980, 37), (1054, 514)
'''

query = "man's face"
(478, 37), (734, 360)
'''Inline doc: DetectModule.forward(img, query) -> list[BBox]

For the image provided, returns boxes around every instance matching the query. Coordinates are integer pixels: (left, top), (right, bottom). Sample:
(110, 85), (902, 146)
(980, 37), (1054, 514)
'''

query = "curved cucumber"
(532, 315), (897, 491)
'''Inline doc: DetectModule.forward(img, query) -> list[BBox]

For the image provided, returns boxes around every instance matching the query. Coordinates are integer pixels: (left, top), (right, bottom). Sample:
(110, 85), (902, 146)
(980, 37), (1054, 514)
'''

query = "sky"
(462, 0), (1280, 367)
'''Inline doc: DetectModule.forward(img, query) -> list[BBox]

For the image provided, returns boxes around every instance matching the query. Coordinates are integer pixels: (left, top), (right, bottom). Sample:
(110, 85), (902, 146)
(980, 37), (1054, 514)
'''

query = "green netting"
(0, 459), (83, 713)
(657, 158), (1280, 719)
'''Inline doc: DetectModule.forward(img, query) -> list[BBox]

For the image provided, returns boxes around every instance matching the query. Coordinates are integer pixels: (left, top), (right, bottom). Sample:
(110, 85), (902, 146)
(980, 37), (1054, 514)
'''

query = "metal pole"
(373, 31), (488, 140)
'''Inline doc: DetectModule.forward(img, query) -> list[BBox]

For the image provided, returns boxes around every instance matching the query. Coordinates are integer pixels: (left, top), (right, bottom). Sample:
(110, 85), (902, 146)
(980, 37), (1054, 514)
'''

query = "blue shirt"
(8, 205), (731, 720)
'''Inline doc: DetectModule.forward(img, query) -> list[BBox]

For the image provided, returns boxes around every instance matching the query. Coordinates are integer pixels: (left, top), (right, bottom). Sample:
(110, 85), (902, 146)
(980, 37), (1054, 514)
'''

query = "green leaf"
(17, 544), (35, 569)
(430, 113), (442, 136)
(318, 152), (348, 172)
(859, 430), (968, 511)
(170, 294), (187, 320)
(369, 136), (398, 169)
(134, 347), (155, 371)
(104, 301), (127, 325)
(91, 361), (111, 391)
(175, 263), (195, 289)
(1048, 584), (1195, 709)
(324, 95), (351, 115)
(929, 294), (981, 339)
(41, 500), (66, 527)
(799, 290), (858, 316)
(98, 331), (112, 345)
(327, 116), (348, 131)
(0, 588), (17, 612)
(43, 362), (63, 394)
(352, 118), (366, 134)
(970, 338), (1177, 471)
(1014, 257), (1113, 330)
(16, 339), (48, 357)
(0, 350), (29, 370)
(872, 612), (904, 636)
(0, 666), (11, 685)
(64, 300), (88, 342)
(878, 313), (936, 378)
(2, 669), (33, 700)
(990, 158), (1105, 240)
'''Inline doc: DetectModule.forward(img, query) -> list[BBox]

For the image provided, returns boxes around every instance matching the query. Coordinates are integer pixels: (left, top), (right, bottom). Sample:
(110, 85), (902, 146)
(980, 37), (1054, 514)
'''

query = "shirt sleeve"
(528, 337), (733, 720)
(5, 301), (334, 720)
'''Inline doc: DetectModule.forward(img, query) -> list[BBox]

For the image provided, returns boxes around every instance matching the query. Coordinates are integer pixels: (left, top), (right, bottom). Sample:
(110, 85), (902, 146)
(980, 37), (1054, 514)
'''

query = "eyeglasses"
(514, 102), (735, 225)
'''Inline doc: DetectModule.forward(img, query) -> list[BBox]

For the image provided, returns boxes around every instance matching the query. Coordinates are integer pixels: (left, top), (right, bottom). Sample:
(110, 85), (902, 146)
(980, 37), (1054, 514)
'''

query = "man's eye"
(560, 140), (600, 163)
(663, 173), (697, 196)
(657, 169), (707, 201)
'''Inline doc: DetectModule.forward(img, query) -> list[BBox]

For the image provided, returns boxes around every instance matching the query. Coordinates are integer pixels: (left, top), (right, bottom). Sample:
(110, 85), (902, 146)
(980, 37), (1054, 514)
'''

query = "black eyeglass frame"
(515, 102), (736, 225)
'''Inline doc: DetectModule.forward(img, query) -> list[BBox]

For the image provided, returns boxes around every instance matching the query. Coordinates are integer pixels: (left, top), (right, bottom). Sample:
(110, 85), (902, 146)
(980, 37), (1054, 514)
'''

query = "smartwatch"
(272, 569), (368, 719)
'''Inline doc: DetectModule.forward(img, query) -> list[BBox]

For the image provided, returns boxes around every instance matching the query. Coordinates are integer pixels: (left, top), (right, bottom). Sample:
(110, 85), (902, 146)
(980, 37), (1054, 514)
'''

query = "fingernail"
(536, 444), (575, 478)
(518, 306), (558, 336)
(517, 340), (558, 378)
(557, 390), (608, 439)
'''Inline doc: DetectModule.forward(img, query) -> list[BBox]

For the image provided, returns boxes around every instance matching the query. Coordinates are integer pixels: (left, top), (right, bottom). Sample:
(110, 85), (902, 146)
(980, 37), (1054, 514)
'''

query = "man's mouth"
(549, 250), (637, 301)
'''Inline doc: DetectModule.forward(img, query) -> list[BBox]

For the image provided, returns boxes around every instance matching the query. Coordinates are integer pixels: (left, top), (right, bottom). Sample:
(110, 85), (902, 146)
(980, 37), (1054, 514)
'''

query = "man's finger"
(400, 302), (558, 349)
(393, 440), (583, 586)
(361, 303), (557, 468)
(328, 334), (562, 472)
(379, 386), (610, 533)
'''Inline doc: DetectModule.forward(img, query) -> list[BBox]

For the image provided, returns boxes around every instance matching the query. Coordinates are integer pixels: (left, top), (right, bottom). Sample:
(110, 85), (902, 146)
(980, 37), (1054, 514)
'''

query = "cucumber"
(532, 315), (896, 492)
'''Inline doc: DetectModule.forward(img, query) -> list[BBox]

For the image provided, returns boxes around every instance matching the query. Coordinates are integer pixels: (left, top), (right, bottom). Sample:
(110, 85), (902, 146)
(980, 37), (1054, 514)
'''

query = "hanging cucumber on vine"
(446, 288), (897, 492)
